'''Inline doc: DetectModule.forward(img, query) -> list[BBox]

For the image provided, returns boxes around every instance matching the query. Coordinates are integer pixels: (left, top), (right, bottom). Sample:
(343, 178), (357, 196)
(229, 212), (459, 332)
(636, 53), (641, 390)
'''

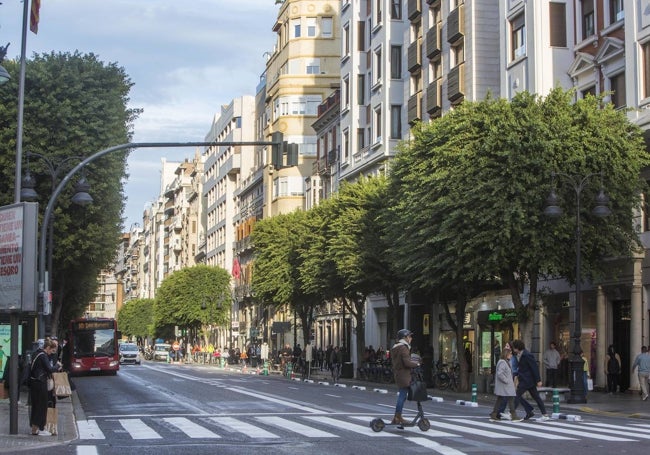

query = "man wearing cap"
(390, 329), (420, 426)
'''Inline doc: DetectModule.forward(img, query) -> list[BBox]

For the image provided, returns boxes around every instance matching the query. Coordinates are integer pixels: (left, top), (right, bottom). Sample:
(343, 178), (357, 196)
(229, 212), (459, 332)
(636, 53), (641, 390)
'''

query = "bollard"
(263, 360), (269, 376)
(220, 357), (224, 368)
(287, 362), (293, 379)
(471, 383), (477, 403)
(552, 389), (560, 414)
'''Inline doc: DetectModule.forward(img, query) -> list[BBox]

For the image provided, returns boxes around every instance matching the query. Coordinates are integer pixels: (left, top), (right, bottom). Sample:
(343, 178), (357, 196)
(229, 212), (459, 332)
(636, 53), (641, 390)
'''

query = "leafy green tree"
(251, 210), (321, 347)
(154, 265), (231, 341)
(117, 298), (154, 341)
(0, 52), (140, 336)
(388, 88), (648, 391)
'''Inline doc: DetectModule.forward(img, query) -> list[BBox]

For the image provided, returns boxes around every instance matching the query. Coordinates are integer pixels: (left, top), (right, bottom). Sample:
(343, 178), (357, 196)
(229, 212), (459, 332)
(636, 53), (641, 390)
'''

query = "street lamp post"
(544, 172), (610, 404)
(21, 153), (91, 338)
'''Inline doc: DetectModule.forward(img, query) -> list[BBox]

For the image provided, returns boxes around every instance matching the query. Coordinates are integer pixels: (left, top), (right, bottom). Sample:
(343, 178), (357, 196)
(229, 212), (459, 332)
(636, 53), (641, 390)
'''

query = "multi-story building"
(86, 267), (119, 319)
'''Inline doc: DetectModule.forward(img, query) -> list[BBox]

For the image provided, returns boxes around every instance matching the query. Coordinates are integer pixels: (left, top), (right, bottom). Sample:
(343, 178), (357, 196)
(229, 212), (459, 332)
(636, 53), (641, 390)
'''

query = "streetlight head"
(71, 177), (93, 206)
(543, 189), (563, 218)
(20, 171), (39, 201)
(592, 189), (611, 218)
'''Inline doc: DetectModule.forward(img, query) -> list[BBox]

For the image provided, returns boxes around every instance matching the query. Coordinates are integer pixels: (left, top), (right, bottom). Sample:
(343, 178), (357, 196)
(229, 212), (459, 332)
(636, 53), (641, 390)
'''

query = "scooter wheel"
(370, 418), (385, 432)
(417, 418), (430, 431)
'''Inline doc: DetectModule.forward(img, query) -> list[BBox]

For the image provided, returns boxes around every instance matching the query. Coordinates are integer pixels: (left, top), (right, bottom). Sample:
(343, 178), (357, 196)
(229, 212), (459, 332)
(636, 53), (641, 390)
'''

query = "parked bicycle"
(434, 361), (460, 391)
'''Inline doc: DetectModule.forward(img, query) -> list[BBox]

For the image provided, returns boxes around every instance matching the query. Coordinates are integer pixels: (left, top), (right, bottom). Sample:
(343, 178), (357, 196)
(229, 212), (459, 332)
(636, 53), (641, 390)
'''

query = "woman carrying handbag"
(29, 338), (62, 436)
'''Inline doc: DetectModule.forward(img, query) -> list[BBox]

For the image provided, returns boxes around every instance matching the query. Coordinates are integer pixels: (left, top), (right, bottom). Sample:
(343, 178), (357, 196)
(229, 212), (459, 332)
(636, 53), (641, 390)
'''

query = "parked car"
(119, 343), (142, 365)
(153, 343), (171, 361)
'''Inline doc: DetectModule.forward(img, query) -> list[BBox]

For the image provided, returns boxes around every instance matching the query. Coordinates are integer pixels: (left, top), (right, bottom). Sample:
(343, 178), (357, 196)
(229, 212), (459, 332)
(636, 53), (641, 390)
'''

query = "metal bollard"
(471, 383), (477, 403)
(287, 362), (293, 379)
(552, 389), (560, 414)
(263, 360), (269, 376)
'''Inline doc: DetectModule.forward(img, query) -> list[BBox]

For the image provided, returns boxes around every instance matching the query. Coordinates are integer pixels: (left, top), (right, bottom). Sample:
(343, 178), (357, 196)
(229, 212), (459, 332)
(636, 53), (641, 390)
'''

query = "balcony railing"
(426, 25), (441, 59)
(447, 4), (465, 43)
(408, 92), (422, 125)
(448, 63), (465, 103)
(407, 38), (422, 73)
(407, 0), (422, 20)
(426, 80), (442, 114)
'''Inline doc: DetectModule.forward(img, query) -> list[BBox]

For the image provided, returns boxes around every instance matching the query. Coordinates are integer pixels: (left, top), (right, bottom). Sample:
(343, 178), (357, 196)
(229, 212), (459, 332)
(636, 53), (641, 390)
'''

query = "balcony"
(426, 25), (441, 59)
(407, 0), (422, 20)
(447, 4), (465, 43)
(407, 91), (422, 125)
(448, 63), (465, 103)
(407, 38), (422, 73)
(426, 80), (442, 114)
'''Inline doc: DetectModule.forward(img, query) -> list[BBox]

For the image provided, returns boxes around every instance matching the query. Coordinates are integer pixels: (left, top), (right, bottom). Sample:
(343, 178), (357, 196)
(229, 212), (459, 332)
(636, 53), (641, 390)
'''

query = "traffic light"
(286, 143), (298, 166)
(271, 131), (283, 168)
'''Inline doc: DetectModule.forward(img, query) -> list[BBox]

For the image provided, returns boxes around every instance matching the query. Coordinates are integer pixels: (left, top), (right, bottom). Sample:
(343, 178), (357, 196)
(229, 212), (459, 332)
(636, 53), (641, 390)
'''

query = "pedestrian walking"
(330, 346), (343, 382)
(543, 342), (561, 388)
(490, 347), (522, 422)
(580, 350), (590, 398)
(631, 346), (650, 401)
(511, 339), (549, 421)
(390, 329), (420, 426)
(604, 345), (621, 394)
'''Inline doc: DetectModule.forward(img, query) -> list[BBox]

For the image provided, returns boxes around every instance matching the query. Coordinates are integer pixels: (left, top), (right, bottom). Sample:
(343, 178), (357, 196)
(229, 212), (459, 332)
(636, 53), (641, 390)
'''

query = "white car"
(153, 344), (171, 361)
(119, 343), (142, 365)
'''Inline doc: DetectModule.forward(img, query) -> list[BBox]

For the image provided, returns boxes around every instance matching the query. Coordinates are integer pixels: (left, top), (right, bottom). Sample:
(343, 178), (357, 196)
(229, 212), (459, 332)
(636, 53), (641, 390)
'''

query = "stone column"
(596, 286), (606, 389)
(630, 257), (643, 391)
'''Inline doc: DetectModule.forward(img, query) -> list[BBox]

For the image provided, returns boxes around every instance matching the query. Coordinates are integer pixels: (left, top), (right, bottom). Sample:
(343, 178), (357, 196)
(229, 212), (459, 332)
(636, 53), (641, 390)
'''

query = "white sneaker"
(642, 394), (648, 401)
(539, 415), (550, 421)
(37, 430), (52, 436)
(501, 413), (512, 420)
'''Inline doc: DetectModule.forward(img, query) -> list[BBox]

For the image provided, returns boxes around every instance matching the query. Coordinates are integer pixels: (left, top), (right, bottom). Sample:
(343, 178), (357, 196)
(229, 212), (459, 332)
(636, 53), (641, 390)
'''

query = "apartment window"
(357, 128), (365, 149)
(357, 74), (365, 105)
(390, 105), (402, 139)
(374, 46), (383, 84)
(391, 0), (402, 20)
(549, 3), (567, 47)
(357, 21), (366, 51)
(343, 129), (350, 162)
(306, 58), (320, 74)
(307, 17), (317, 37)
(610, 0), (624, 23)
(582, 0), (595, 40)
(610, 72), (626, 109)
(374, 0), (383, 27)
(644, 41), (650, 99)
(451, 41), (464, 67)
(291, 18), (301, 38)
(391, 45), (402, 79)
(322, 17), (333, 38)
(343, 23), (350, 57)
(343, 76), (350, 108)
(374, 105), (382, 143)
(431, 59), (442, 80)
(581, 85), (597, 99)
(510, 14), (526, 60)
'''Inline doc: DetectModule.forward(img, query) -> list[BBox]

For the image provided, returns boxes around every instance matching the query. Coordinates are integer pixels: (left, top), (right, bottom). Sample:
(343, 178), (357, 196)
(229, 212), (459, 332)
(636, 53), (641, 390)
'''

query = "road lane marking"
(256, 416), (338, 437)
(76, 446), (99, 455)
(210, 416), (279, 438)
(302, 416), (396, 437)
(406, 437), (468, 454)
(119, 419), (162, 439)
(77, 420), (105, 440)
(508, 421), (636, 442)
(446, 418), (575, 440)
(163, 417), (221, 438)
(425, 420), (519, 439)
(549, 421), (650, 439)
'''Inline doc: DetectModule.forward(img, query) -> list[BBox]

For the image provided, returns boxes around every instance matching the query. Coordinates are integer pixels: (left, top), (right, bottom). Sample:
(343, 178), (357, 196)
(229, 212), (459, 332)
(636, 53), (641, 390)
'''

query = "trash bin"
(341, 362), (353, 379)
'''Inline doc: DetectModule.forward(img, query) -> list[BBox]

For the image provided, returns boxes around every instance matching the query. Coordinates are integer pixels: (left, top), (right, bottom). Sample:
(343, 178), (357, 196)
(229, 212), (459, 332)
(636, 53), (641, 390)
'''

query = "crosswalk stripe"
(349, 416), (460, 437)
(405, 437), (468, 455)
(303, 416), (396, 437)
(446, 418), (575, 440)
(556, 421), (650, 439)
(509, 421), (636, 442)
(119, 419), (162, 439)
(76, 446), (99, 455)
(427, 420), (519, 439)
(162, 417), (221, 438)
(210, 416), (279, 438)
(256, 416), (338, 438)
(77, 420), (105, 440)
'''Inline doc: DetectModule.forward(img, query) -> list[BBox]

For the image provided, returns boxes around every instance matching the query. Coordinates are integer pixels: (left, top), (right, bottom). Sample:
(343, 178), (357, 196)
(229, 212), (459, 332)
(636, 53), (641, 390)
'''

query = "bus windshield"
(73, 328), (117, 357)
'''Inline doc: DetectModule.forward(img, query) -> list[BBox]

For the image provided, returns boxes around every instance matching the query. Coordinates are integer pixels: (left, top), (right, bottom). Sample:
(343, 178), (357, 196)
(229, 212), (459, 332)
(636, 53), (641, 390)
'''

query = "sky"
(1, 0), (278, 229)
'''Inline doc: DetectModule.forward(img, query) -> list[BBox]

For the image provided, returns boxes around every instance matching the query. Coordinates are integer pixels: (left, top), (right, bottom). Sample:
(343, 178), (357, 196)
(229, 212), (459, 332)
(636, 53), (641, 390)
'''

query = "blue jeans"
(395, 387), (408, 413)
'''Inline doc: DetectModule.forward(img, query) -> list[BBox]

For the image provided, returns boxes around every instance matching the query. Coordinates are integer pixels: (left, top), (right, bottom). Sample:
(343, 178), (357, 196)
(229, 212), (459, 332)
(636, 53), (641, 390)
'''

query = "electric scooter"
(370, 366), (431, 432)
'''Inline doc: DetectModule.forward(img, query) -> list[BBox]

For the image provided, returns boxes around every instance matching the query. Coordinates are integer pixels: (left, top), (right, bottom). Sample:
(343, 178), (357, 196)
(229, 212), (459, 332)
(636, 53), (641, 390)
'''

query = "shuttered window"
(549, 3), (567, 47)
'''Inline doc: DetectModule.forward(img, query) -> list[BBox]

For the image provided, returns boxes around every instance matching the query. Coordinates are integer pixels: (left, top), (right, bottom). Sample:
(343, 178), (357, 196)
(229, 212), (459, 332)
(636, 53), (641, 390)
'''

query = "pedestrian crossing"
(76, 413), (648, 446)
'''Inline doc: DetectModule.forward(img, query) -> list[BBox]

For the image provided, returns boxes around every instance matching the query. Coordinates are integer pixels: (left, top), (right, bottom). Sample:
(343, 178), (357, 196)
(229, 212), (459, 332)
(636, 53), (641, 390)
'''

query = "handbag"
(587, 378), (594, 391)
(47, 377), (54, 391)
(52, 372), (72, 397)
(45, 407), (58, 435)
(407, 380), (429, 402)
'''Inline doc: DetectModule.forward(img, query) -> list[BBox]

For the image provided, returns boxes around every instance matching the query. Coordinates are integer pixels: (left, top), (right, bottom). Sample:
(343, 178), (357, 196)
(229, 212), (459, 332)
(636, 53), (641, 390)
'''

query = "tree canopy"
(117, 298), (154, 341)
(0, 51), (140, 335)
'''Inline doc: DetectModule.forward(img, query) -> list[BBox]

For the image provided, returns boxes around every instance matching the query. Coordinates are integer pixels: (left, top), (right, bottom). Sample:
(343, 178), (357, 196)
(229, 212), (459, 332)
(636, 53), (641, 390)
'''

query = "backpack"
(607, 354), (620, 374)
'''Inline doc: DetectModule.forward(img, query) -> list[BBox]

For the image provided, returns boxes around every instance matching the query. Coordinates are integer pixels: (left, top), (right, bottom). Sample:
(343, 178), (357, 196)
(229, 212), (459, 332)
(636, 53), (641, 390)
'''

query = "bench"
(537, 387), (571, 402)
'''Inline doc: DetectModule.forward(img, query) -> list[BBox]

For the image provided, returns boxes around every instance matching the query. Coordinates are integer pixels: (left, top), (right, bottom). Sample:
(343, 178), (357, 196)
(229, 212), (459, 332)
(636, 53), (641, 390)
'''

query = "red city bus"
(67, 318), (121, 376)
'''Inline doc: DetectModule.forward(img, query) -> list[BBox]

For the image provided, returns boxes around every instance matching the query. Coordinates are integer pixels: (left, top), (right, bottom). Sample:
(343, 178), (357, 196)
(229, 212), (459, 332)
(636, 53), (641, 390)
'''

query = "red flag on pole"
(30, 0), (41, 34)
(231, 258), (241, 280)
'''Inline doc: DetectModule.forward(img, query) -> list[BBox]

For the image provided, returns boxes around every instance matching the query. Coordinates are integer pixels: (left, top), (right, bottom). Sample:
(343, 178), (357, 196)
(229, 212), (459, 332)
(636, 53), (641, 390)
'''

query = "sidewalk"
(0, 388), (77, 453)
(1, 364), (648, 452)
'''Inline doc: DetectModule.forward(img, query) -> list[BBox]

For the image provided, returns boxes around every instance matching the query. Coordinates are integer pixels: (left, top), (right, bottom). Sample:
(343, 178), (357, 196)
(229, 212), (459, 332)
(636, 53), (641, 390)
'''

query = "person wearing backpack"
(604, 345), (621, 394)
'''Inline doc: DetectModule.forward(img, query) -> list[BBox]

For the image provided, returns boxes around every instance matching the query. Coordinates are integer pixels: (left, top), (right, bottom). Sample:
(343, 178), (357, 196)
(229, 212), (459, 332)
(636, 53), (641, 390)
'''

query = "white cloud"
(1, 0), (278, 228)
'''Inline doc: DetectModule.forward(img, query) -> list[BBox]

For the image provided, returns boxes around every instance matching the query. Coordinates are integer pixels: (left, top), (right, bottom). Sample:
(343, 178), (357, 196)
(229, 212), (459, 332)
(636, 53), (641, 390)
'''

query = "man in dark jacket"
(390, 329), (420, 426)
(511, 339), (549, 420)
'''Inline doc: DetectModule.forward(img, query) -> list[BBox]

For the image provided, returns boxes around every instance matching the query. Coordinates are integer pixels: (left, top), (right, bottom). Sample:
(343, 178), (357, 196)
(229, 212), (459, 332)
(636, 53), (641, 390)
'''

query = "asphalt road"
(24, 362), (650, 455)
